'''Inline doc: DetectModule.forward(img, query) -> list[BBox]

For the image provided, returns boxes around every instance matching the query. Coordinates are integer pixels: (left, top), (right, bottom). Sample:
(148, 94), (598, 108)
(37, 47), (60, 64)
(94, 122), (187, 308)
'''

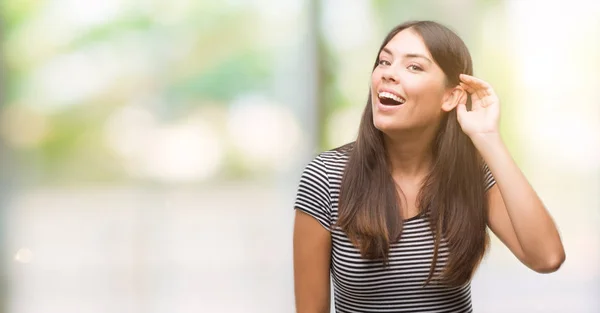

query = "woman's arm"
(476, 135), (565, 272)
(293, 210), (332, 313)
(456, 74), (565, 273)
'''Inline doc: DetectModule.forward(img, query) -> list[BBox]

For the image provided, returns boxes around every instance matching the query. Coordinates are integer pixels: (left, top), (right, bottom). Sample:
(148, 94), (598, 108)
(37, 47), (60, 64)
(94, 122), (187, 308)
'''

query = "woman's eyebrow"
(381, 47), (432, 64)
(403, 53), (432, 64)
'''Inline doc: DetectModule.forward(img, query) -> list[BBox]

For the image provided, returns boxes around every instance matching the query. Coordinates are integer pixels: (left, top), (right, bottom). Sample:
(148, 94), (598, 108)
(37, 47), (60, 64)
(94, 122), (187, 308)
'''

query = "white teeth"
(378, 92), (405, 104)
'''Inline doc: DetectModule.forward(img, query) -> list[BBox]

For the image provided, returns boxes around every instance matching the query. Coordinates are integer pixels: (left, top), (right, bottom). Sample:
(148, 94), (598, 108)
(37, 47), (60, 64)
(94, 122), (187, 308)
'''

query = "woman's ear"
(441, 86), (467, 112)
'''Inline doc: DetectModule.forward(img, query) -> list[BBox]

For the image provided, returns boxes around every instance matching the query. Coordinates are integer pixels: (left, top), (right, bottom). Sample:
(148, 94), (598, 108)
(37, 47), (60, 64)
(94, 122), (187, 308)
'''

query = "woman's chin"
(373, 121), (406, 134)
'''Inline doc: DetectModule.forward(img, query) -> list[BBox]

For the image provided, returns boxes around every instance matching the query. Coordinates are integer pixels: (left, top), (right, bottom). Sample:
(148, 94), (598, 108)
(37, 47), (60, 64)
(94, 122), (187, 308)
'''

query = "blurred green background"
(1, 0), (599, 312)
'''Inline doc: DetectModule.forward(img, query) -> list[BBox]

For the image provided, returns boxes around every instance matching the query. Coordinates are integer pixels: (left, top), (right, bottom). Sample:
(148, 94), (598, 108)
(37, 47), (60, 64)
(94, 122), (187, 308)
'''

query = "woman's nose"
(381, 67), (398, 83)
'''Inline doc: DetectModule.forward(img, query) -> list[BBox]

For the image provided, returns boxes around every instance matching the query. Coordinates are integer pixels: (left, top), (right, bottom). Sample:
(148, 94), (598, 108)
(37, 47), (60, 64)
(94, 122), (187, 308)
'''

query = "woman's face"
(371, 28), (453, 134)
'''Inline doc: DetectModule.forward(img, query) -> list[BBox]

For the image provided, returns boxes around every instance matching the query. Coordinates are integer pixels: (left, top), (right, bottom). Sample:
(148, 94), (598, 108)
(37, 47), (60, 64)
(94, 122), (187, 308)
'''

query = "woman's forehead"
(381, 30), (431, 58)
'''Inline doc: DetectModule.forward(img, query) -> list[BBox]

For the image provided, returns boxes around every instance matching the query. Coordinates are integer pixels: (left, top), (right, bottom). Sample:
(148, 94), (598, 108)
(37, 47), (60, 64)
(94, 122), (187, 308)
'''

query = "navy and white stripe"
(294, 148), (496, 313)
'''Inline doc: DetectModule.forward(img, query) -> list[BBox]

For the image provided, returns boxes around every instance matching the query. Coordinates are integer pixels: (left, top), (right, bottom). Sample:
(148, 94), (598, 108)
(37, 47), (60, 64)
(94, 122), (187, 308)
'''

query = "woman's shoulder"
(313, 142), (353, 170)
(297, 143), (352, 183)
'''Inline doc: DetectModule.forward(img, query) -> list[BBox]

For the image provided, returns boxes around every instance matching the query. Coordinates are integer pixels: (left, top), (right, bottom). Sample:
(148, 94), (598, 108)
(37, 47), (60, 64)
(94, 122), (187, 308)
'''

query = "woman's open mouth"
(378, 91), (406, 106)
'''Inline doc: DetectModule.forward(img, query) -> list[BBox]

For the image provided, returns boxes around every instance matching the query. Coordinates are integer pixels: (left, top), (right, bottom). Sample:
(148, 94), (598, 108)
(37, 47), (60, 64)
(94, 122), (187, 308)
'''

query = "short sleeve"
(483, 163), (496, 192)
(294, 155), (332, 231)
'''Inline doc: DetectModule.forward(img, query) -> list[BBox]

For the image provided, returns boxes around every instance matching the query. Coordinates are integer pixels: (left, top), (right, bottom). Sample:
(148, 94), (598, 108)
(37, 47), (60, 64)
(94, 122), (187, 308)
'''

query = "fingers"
(459, 82), (474, 94)
(459, 74), (494, 97)
(459, 75), (497, 109)
(459, 83), (486, 109)
(460, 74), (491, 89)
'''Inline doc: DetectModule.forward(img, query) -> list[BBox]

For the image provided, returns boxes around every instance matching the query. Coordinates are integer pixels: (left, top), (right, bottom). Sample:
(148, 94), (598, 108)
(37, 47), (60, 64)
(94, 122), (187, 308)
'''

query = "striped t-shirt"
(294, 148), (496, 313)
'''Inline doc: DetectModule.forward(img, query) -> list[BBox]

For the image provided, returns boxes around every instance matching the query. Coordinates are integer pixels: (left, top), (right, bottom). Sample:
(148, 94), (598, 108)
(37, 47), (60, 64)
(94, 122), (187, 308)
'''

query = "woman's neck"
(384, 128), (437, 179)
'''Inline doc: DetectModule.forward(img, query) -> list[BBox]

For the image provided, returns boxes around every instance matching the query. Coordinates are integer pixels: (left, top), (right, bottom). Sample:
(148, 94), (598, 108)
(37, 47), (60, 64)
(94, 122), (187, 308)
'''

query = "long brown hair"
(336, 21), (489, 287)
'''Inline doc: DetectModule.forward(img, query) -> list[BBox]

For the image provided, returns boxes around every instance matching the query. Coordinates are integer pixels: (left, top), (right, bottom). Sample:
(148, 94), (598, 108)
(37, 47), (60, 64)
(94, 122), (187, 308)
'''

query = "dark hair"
(336, 21), (488, 287)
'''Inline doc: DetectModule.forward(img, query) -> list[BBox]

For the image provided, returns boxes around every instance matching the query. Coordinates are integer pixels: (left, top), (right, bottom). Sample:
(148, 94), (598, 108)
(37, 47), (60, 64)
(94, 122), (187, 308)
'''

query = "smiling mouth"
(378, 91), (406, 106)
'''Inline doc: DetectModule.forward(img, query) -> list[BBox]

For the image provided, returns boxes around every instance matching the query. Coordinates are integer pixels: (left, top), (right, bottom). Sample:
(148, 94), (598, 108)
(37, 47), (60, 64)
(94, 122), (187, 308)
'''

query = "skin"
(293, 28), (565, 313)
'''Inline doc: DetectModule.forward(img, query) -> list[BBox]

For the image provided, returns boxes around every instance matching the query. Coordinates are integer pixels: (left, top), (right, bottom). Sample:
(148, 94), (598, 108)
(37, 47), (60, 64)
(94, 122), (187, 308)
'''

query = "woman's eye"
(408, 64), (423, 71)
(378, 59), (391, 66)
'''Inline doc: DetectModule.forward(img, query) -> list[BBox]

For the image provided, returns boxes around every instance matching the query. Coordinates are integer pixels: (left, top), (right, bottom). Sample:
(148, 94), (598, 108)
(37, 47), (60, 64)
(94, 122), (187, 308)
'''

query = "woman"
(293, 20), (565, 313)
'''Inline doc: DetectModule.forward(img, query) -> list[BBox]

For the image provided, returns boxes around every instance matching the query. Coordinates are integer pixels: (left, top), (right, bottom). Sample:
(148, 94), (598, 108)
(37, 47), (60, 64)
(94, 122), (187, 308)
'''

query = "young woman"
(293, 20), (565, 313)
